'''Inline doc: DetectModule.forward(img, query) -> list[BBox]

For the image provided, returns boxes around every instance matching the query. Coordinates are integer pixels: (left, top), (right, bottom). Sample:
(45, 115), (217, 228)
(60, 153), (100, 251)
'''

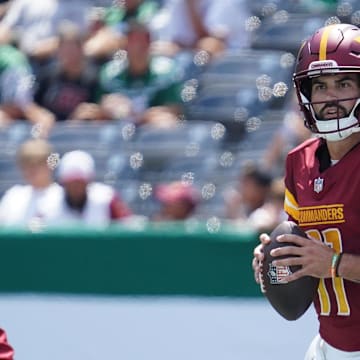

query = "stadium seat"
(185, 83), (269, 142)
(104, 151), (141, 182)
(48, 120), (135, 155)
(160, 152), (219, 183)
(114, 178), (161, 218)
(250, 13), (331, 54)
(0, 121), (33, 155)
(198, 49), (293, 89)
(132, 121), (224, 176)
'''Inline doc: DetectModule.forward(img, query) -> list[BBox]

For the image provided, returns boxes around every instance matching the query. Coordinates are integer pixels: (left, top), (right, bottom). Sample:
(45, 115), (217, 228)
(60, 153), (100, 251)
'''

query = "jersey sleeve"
(283, 153), (300, 224)
(0, 328), (14, 360)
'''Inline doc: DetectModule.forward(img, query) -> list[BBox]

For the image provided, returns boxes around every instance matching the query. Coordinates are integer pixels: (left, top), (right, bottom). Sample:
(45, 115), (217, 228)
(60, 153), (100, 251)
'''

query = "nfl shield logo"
(267, 262), (292, 284)
(314, 177), (324, 193)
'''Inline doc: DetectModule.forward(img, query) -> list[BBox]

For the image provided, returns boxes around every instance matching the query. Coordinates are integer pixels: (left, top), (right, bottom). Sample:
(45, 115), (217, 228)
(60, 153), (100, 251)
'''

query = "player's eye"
(339, 81), (352, 88)
(312, 83), (325, 92)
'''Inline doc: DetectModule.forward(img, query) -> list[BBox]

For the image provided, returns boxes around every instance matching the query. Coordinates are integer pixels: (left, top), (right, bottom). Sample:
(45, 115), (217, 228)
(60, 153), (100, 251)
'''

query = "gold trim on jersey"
(284, 188), (299, 220)
(284, 188), (345, 226)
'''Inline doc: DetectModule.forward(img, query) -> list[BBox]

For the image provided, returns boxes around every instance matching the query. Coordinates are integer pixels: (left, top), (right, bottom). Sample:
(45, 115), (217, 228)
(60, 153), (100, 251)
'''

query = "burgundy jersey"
(0, 328), (14, 359)
(284, 137), (360, 351)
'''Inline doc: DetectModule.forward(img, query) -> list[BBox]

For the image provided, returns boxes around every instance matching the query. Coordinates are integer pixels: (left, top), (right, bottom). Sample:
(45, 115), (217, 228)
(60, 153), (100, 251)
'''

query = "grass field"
(0, 294), (318, 360)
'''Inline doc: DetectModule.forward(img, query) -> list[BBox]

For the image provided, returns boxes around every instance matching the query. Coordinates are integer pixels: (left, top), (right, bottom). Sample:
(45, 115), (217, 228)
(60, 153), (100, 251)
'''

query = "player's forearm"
(337, 253), (360, 283)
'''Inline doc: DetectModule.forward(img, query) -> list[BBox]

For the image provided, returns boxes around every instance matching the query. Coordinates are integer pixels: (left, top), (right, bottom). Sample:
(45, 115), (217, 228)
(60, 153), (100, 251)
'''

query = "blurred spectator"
(261, 91), (312, 177)
(243, 176), (287, 233)
(0, 0), (98, 64)
(224, 162), (272, 221)
(50, 150), (133, 227)
(151, 0), (250, 57)
(0, 138), (61, 227)
(153, 181), (199, 221)
(34, 22), (104, 122)
(84, 0), (160, 61)
(98, 20), (184, 128)
(0, 0), (10, 21)
(0, 44), (55, 132)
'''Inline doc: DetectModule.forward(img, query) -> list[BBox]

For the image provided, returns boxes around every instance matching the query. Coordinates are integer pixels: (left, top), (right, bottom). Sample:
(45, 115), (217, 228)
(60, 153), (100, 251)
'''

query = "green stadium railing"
(0, 222), (262, 297)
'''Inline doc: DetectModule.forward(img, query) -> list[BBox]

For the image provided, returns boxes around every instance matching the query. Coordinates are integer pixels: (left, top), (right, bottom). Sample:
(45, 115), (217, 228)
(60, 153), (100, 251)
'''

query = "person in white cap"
(51, 150), (132, 227)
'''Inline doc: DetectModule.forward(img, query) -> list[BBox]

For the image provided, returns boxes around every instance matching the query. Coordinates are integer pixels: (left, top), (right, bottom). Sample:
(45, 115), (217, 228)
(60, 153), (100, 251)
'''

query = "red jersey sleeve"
(0, 329), (14, 360)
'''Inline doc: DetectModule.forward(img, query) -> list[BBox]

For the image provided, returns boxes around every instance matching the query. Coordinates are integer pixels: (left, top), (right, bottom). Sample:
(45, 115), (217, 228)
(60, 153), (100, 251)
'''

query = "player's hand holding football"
(269, 233), (335, 282)
(252, 233), (270, 286)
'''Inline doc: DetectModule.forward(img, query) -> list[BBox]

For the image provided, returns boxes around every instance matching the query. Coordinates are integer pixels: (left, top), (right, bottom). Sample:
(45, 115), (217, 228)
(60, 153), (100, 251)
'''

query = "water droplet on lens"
(202, 183), (216, 200)
(130, 152), (143, 169)
(206, 216), (221, 233)
(139, 183), (152, 200)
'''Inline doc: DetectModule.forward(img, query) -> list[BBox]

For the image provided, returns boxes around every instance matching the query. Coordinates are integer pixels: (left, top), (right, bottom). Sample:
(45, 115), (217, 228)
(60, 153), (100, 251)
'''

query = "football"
(260, 221), (319, 321)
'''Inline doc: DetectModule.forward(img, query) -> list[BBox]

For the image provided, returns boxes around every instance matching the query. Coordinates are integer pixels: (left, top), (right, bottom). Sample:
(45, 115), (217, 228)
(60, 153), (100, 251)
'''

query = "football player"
(252, 23), (360, 359)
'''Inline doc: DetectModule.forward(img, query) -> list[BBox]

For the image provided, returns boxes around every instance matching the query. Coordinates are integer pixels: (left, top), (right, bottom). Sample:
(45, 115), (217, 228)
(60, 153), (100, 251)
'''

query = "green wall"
(0, 223), (262, 297)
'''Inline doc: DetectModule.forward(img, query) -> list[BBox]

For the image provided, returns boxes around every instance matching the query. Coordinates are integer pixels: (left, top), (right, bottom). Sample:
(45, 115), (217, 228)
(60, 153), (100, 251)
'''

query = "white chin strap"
(302, 94), (360, 142)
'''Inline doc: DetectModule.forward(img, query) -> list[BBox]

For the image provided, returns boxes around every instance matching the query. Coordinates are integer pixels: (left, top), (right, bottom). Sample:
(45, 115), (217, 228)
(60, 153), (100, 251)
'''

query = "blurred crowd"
(0, 0), (344, 232)
(0, 0), (251, 130)
(0, 137), (289, 232)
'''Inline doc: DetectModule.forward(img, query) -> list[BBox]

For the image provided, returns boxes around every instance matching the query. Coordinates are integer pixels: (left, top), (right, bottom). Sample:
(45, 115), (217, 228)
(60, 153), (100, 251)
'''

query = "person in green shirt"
(84, 0), (159, 61)
(98, 20), (184, 127)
